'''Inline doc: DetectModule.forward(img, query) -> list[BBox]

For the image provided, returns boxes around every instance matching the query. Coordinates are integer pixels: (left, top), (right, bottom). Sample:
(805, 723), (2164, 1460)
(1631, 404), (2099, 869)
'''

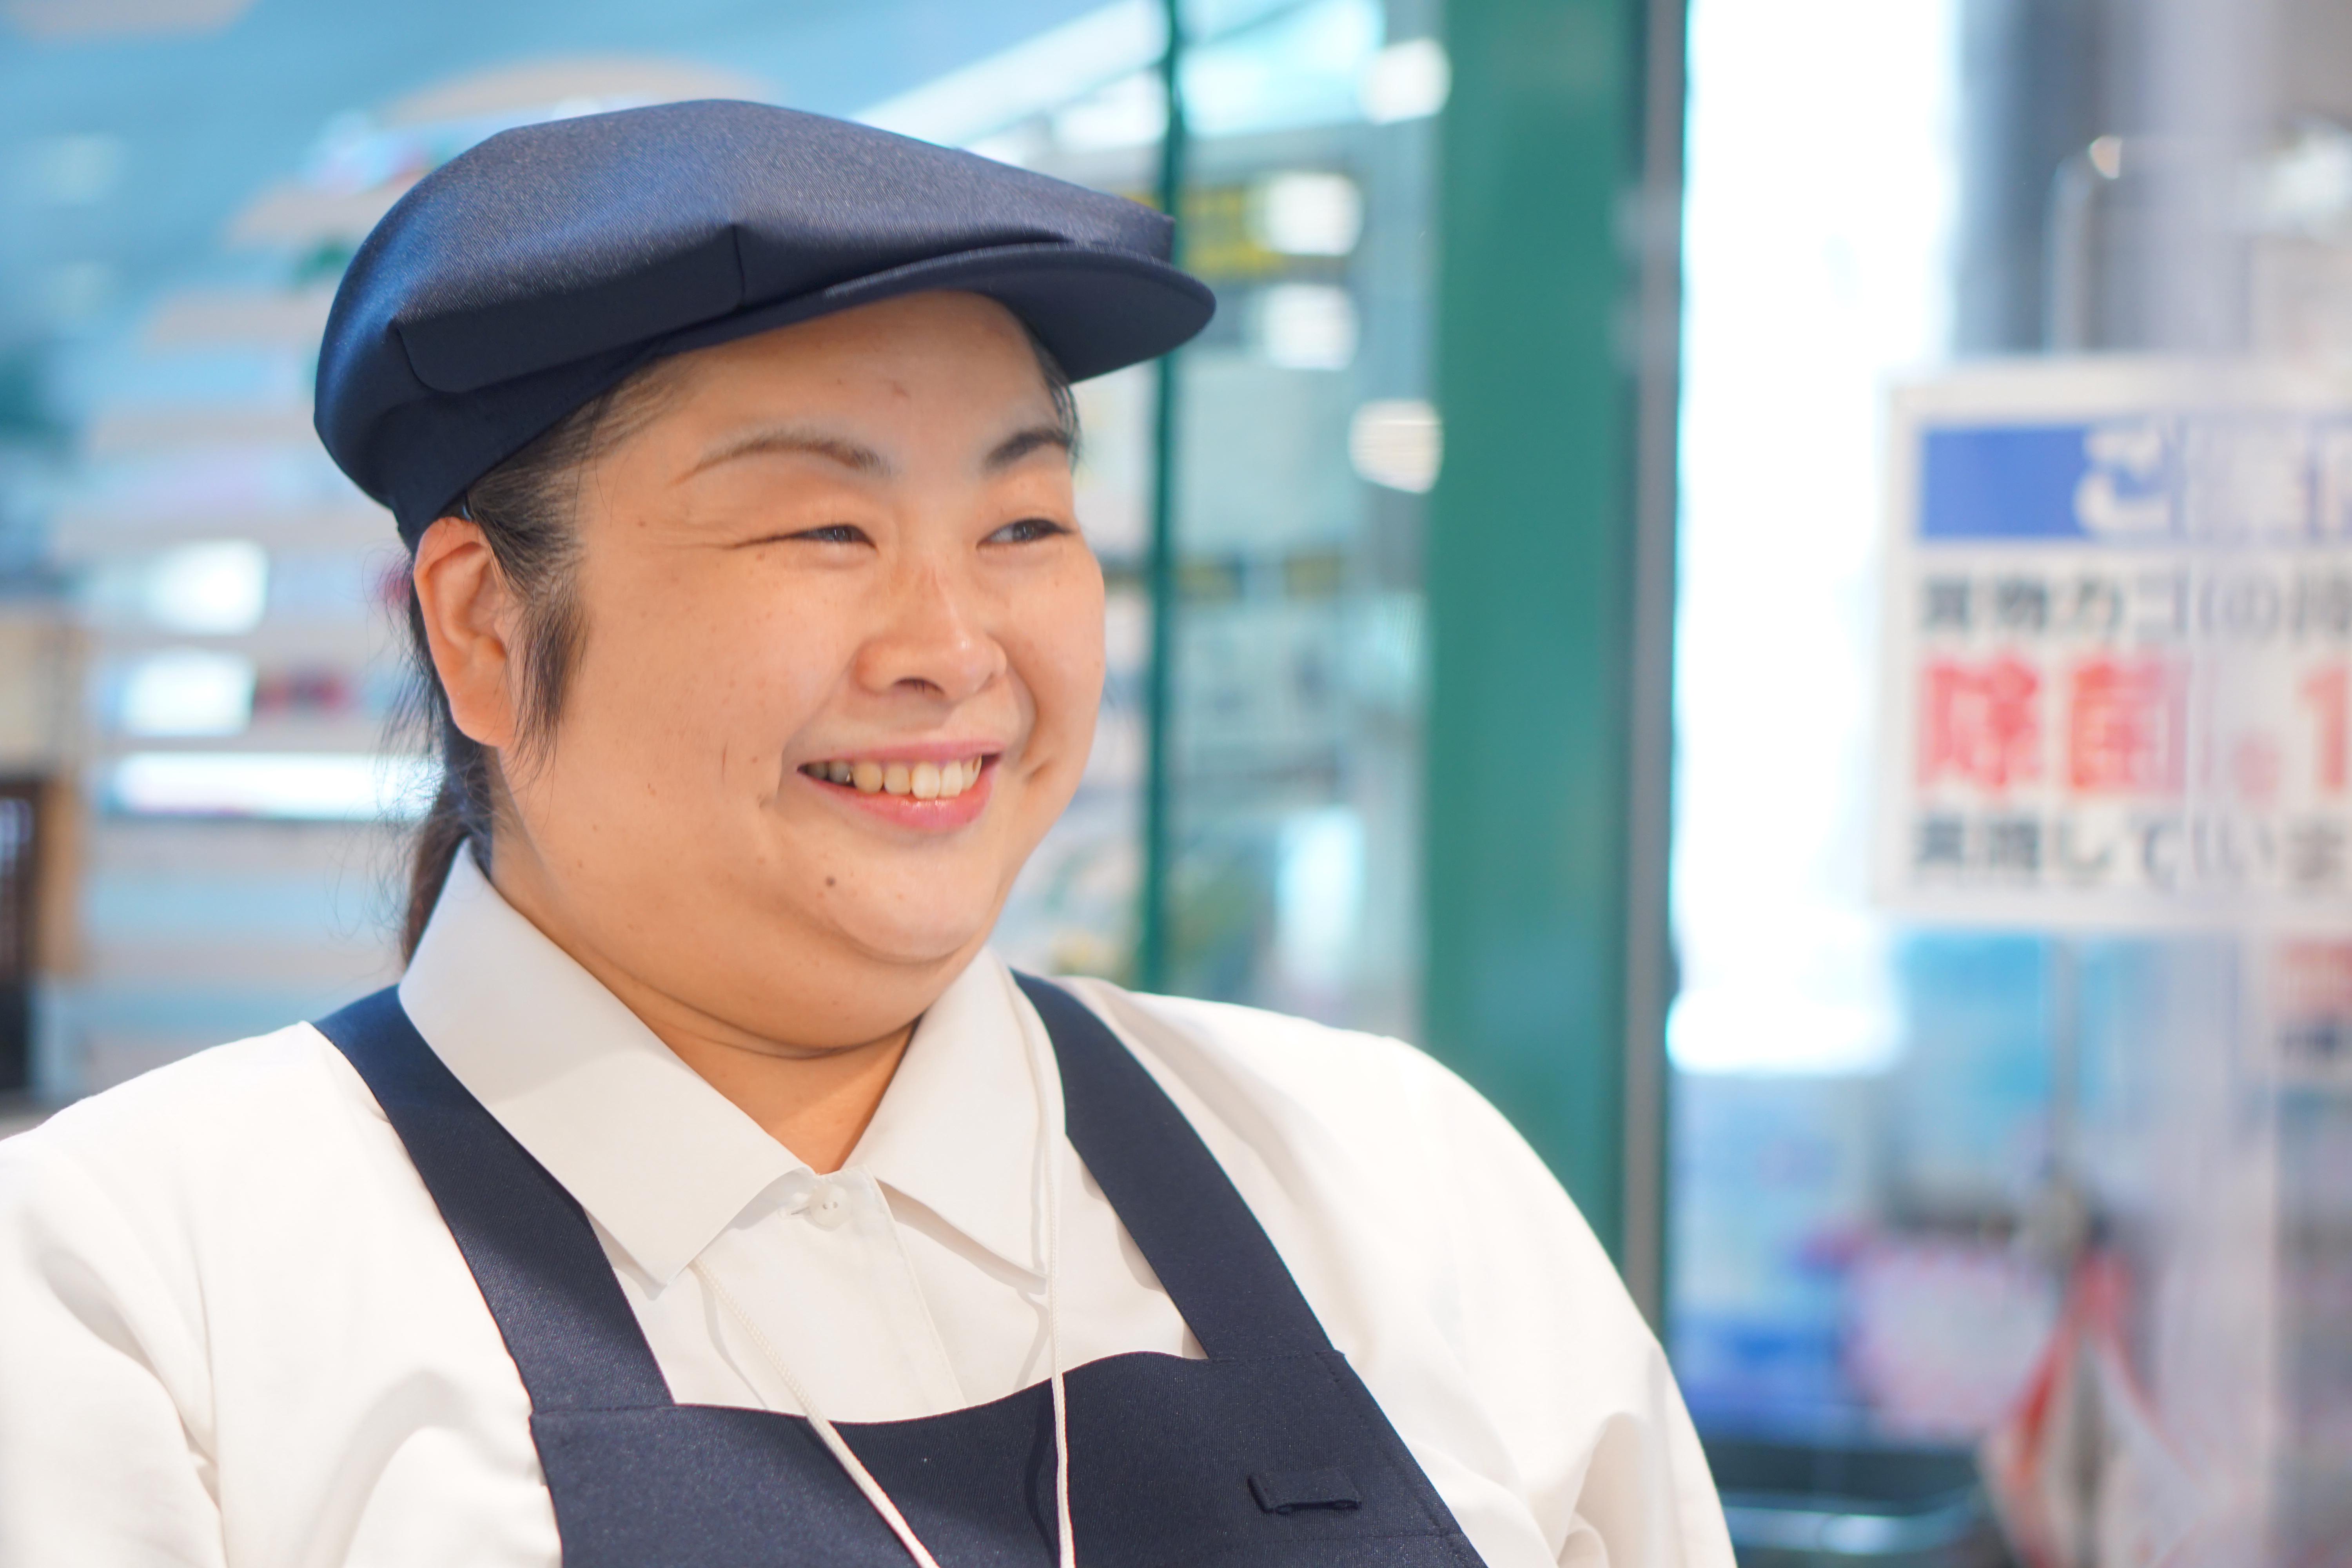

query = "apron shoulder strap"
(1014, 974), (1334, 1361)
(320, 975), (1338, 1408)
(313, 988), (673, 1410)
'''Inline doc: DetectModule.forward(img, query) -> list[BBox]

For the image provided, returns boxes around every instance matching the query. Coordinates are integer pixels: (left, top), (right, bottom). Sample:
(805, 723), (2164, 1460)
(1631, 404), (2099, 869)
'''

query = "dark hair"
(394, 325), (1081, 960)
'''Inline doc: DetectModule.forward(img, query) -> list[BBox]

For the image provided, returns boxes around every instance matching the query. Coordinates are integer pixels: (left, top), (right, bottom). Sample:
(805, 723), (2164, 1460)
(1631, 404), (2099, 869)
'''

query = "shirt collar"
(850, 955), (1051, 1279)
(396, 848), (1049, 1287)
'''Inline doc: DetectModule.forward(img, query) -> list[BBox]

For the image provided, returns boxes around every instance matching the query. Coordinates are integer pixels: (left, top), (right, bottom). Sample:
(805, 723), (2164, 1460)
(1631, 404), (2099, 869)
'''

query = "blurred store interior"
(3, 0), (2351, 1563)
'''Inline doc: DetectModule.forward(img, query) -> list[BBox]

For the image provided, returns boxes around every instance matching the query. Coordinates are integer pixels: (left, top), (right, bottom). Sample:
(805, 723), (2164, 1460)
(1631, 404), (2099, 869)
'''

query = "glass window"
(1669, 0), (2352, 1558)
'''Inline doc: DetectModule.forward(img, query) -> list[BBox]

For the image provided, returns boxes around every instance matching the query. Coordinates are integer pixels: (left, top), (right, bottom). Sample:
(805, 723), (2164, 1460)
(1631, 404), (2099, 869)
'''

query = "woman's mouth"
(796, 755), (989, 801)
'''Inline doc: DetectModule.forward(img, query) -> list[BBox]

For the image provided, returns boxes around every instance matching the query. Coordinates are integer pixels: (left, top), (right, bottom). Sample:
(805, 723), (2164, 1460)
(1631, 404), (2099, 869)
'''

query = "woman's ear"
(412, 516), (522, 752)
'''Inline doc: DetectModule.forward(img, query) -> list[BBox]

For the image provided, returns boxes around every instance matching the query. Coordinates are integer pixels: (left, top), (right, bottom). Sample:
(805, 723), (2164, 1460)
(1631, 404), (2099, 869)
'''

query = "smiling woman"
(0, 100), (1730, 1568)
(396, 297), (1087, 957)
(408, 293), (1109, 1165)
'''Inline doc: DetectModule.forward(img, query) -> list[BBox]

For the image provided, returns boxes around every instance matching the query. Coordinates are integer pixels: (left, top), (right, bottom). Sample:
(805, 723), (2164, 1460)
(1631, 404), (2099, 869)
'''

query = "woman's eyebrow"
(984, 424), (1074, 471)
(685, 426), (892, 479)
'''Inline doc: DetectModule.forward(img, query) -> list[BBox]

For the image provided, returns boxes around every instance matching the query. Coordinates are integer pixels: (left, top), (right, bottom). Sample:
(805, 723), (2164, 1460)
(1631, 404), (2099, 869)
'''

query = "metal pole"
(1138, 0), (1186, 993)
(2044, 145), (2100, 353)
(1620, 0), (1689, 1329)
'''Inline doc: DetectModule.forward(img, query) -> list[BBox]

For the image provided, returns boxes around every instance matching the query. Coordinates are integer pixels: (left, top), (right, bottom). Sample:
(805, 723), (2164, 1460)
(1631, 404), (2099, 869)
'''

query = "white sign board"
(1876, 360), (2352, 929)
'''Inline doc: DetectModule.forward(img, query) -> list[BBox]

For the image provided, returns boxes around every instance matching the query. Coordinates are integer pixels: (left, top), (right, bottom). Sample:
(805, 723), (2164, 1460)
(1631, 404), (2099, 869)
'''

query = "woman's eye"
(786, 523), (869, 545)
(987, 517), (1071, 545)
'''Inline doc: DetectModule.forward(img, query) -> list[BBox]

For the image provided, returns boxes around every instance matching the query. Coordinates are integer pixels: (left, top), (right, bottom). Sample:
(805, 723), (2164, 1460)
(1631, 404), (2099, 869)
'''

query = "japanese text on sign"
(1877, 366), (2352, 926)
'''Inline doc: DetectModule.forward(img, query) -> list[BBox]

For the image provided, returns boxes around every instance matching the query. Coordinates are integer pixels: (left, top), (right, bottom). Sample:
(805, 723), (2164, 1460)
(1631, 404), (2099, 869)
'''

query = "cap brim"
(394, 243), (1212, 538)
(657, 241), (1216, 382)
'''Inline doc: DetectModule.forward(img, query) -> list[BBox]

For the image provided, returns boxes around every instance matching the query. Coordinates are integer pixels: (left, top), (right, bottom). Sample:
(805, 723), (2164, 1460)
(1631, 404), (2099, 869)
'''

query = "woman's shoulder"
(1047, 975), (1569, 1217)
(0, 1022), (380, 1215)
(1057, 975), (1449, 1098)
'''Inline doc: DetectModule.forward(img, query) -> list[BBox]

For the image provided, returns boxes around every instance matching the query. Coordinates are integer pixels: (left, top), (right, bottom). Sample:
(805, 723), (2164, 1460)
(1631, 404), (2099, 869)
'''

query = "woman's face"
(446, 292), (1103, 1045)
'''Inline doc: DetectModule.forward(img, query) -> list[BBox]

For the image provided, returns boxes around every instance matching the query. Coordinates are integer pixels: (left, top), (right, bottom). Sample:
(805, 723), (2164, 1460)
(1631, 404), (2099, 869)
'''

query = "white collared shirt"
(0, 850), (1731, 1568)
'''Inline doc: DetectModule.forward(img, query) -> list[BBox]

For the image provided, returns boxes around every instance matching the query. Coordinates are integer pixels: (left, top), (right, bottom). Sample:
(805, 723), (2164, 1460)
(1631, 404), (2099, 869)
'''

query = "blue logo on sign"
(1920, 423), (2181, 543)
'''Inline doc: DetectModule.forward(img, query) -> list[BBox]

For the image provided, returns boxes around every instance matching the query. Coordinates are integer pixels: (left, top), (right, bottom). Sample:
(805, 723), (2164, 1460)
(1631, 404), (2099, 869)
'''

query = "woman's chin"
(822, 905), (1000, 971)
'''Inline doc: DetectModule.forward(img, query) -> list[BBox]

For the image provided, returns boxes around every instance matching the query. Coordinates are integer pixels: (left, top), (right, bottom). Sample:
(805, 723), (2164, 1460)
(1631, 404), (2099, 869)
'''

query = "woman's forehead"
(684, 291), (1042, 385)
(636, 294), (1069, 470)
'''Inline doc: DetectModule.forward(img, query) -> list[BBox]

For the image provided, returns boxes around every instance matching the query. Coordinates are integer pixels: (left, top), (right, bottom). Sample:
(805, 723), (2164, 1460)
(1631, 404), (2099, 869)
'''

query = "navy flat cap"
(314, 99), (1215, 540)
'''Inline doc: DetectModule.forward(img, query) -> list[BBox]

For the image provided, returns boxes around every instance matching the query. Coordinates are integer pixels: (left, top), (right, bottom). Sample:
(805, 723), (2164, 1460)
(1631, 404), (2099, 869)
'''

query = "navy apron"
(313, 975), (1488, 1567)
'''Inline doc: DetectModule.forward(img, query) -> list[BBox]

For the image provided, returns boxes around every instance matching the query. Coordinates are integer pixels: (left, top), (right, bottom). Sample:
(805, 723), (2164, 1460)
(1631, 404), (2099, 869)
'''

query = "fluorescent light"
(856, 0), (1164, 148)
(855, 0), (1398, 155)
(1254, 283), (1357, 370)
(1275, 806), (1365, 995)
(1667, 985), (1901, 1075)
(963, 126), (1053, 168)
(1184, 0), (1383, 140)
(3, 0), (255, 40)
(142, 540), (269, 634)
(109, 752), (436, 820)
(119, 652), (256, 737)
(1052, 71), (1167, 152)
(1348, 399), (1442, 493)
(1250, 171), (1363, 256)
(1359, 37), (1450, 123)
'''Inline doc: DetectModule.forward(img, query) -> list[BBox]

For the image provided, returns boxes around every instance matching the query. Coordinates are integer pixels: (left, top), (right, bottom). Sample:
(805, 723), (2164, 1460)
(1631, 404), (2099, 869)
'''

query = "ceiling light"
(110, 751), (435, 819)
(143, 541), (269, 634)
(1250, 171), (1363, 256)
(118, 651), (256, 738)
(1255, 284), (1358, 371)
(1348, 399), (1442, 492)
(4, 0), (253, 39)
(1359, 38), (1450, 124)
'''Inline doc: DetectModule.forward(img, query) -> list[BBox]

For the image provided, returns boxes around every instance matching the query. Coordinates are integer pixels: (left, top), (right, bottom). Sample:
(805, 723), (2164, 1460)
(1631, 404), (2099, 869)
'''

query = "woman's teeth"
(800, 757), (986, 800)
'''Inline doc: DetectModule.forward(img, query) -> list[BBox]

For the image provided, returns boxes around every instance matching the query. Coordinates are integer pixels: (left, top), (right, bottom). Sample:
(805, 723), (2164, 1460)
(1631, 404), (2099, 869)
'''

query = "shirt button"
(807, 1183), (848, 1229)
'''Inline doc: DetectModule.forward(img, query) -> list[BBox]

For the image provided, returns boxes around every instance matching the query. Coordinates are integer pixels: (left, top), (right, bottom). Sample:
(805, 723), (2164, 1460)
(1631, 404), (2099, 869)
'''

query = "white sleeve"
(1403, 1049), (1735, 1568)
(0, 1131), (229, 1567)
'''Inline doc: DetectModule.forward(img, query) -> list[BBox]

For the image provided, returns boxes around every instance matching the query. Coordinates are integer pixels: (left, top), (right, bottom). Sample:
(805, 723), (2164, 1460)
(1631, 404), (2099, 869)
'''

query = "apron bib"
(314, 975), (1487, 1568)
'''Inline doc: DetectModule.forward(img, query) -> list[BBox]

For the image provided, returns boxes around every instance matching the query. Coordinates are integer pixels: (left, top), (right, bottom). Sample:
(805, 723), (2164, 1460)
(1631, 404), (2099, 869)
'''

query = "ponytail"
(395, 568), (510, 958)
(401, 779), (473, 959)
(392, 364), (673, 958)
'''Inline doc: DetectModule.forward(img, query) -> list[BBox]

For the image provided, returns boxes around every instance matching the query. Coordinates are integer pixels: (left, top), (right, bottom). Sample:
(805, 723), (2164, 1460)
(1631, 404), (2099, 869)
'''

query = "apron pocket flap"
(1249, 1467), (1363, 1515)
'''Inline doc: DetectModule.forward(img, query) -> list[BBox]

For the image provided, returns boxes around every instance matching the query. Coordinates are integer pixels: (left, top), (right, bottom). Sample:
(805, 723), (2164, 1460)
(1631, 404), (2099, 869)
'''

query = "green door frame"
(1423, 0), (1684, 1316)
(1137, 0), (1188, 995)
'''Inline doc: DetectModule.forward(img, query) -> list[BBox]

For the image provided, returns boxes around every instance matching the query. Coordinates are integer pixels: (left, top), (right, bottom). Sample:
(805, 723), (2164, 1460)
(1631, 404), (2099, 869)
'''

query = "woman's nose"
(853, 566), (1005, 704)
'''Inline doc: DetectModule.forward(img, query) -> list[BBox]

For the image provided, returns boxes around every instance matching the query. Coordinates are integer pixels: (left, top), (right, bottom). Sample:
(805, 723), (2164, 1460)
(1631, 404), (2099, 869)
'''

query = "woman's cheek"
(1029, 580), (1108, 740)
(645, 574), (793, 731)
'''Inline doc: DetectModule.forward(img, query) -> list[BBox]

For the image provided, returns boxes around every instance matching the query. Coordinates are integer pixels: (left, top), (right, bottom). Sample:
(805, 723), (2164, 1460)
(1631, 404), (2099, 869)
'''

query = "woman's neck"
(644, 1014), (915, 1175)
(486, 845), (924, 1174)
